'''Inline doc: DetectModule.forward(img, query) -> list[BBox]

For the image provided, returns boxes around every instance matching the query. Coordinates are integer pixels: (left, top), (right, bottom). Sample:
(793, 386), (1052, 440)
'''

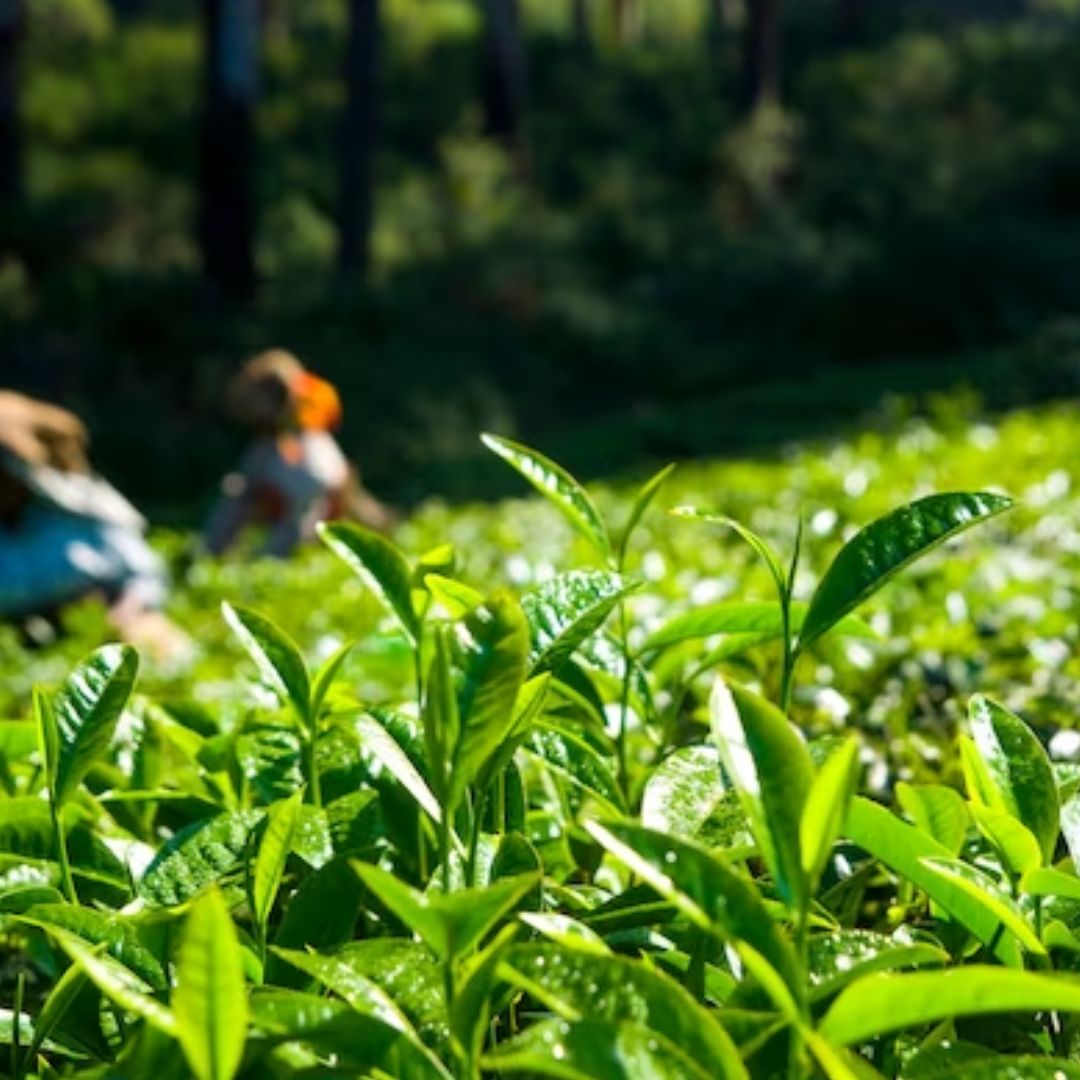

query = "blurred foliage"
(4, 0), (1080, 512)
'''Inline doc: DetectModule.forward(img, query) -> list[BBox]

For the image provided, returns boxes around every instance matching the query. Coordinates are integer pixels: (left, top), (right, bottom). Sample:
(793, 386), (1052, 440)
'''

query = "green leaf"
(20, 904), (165, 990)
(895, 782), (968, 856)
(525, 723), (624, 816)
(51, 644), (139, 806)
(251, 791), (303, 934)
(423, 626), (459, 809)
(270, 944), (454, 1079)
(1020, 865), (1080, 901)
(644, 601), (874, 653)
(522, 570), (639, 675)
(310, 641), (354, 722)
(482, 1018), (711, 1080)
(709, 678), (813, 910)
(968, 804), (1042, 877)
(139, 809), (265, 907)
(318, 522), (421, 644)
(967, 695), (1059, 864)
(331, 939), (446, 1048)
(843, 797), (1021, 965)
(424, 574), (484, 619)
(173, 889), (248, 1080)
(51, 928), (176, 1036)
(807, 930), (948, 1003)
(23, 958), (87, 1064)
(0, 797), (128, 891)
(498, 944), (748, 1080)
(641, 745), (726, 838)
(820, 966), (1080, 1046)
(801, 738), (861, 892)
(519, 912), (610, 955)
(669, 508), (786, 598)
(617, 462), (676, 567)
(908, 1060), (1080, 1080)
(799, 492), (1013, 649)
(267, 856), (364, 986)
(355, 711), (442, 824)
(221, 603), (310, 727)
(918, 856), (1045, 955)
(270, 947), (410, 1028)
(481, 433), (611, 560)
(353, 861), (539, 961)
(446, 592), (530, 814)
(451, 924), (517, 1072)
(248, 988), (398, 1066)
(585, 821), (802, 1007)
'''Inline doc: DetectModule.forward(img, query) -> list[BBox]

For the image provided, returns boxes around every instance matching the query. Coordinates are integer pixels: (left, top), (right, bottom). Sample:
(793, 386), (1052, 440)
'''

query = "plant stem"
(51, 800), (76, 904)
(304, 733), (322, 808)
(466, 788), (489, 888)
(616, 601), (633, 793)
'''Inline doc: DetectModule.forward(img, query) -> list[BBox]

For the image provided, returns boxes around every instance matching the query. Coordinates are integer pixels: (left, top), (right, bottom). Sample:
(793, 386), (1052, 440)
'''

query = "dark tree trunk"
(0, 0), (23, 208)
(571, 0), (589, 52)
(199, 0), (259, 302)
(741, 0), (781, 113)
(612, 0), (635, 46)
(834, 0), (868, 46)
(338, 0), (380, 279)
(479, 0), (527, 156)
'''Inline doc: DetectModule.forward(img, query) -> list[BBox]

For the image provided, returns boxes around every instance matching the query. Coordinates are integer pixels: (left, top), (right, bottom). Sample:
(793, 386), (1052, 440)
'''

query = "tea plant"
(6, 433), (1080, 1078)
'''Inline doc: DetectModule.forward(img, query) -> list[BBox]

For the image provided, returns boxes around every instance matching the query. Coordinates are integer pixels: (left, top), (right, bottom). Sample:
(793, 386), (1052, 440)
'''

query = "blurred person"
(204, 350), (393, 557)
(0, 391), (189, 661)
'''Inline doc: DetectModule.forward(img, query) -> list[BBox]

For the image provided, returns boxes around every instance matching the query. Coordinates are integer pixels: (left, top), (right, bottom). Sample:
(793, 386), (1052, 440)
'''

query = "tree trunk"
(199, 0), (259, 302)
(834, 0), (868, 46)
(571, 0), (589, 52)
(0, 0), (23, 208)
(741, 0), (781, 113)
(612, 0), (635, 47)
(479, 0), (527, 156)
(338, 0), (379, 279)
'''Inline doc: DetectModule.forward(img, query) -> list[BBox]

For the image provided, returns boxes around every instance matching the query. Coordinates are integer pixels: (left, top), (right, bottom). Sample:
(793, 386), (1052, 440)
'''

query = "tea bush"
(3, 405), (1080, 1078)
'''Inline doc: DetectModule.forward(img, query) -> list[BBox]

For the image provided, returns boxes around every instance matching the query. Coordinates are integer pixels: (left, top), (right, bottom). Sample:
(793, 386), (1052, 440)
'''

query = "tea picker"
(204, 349), (394, 558)
(0, 390), (189, 660)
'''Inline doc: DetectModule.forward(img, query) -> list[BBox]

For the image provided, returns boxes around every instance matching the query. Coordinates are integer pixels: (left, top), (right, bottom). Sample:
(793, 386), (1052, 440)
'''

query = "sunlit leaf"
(222, 603), (310, 727)
(51, 644), (139, 806)
(481, 433), (611, 560)
(967, 695), (1059, 864)
(710, 678), (812, 910)
(800, 492), (1013, 649)
(821, 966), (1080, 1046)
(318, 522), (421, 644)
(173, 889), (247, 1080)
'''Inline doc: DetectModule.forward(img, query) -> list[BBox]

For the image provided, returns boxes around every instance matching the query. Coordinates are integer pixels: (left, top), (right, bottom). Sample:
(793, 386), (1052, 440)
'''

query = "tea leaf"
(51, 644), (139, 806)
(139, 809), (265, 907)
(483, 1017), (712, 1079)
(967, 695), (1059, 864)
(801, 738), (861, 892)
(481, 433), (611, 560)
(821, 966), (1080, 1046)
(251, 791), (303, 935)
(710, 679), (813, 911)
(800, 492), (1013, 649)
(318, 522), (421, 644)
(222, 603), (310, 727)
(522, 570), (638, 675)
(173, 889), (247, 1080)
(354, 861), (539, 961)
(498, 944), (748, 1079)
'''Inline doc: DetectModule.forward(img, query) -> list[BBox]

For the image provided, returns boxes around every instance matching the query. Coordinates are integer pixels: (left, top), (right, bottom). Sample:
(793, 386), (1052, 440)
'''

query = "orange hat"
(292, 370), (342, 431)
